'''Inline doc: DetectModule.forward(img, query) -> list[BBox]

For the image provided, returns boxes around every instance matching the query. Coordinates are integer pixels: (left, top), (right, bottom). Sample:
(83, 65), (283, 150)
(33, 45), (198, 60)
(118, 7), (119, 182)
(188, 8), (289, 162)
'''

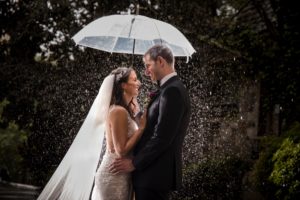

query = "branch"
(251, 0), (279, 40)
(197, 34), (243, 58)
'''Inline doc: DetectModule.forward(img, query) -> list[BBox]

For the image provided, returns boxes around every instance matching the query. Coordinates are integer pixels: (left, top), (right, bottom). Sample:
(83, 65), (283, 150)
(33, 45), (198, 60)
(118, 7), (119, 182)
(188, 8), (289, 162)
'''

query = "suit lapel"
(147, 89), (161, 109)
(147, 76), (179, 109)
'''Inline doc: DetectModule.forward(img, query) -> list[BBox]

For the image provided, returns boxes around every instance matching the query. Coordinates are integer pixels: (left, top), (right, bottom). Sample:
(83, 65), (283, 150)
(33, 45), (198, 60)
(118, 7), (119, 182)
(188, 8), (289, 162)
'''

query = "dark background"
(0, 0), (299, 199)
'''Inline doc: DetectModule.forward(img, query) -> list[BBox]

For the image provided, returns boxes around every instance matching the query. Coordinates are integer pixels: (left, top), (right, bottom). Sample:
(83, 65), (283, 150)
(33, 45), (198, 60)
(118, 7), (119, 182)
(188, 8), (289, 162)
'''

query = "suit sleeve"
(133, 86), (185, 170)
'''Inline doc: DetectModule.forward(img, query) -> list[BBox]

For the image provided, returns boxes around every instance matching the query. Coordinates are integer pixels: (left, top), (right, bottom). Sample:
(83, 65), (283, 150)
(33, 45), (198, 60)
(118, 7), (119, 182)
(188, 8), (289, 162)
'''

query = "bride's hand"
(139, 109), (147, 131)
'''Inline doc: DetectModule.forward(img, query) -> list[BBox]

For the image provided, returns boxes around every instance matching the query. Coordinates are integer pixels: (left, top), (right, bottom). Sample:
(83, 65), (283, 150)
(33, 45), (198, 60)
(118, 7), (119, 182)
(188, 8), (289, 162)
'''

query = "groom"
(110, 44), (191, 200)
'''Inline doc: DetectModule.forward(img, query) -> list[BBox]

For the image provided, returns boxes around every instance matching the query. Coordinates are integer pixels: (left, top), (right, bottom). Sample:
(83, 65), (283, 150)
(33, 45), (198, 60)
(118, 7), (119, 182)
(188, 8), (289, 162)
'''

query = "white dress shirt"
(160, 72), (177, 87)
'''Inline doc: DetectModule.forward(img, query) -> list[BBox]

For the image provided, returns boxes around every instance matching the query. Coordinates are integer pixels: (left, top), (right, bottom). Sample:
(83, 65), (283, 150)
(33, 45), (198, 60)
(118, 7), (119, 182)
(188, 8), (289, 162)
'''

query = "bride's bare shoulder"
(109, 105), (127, 117)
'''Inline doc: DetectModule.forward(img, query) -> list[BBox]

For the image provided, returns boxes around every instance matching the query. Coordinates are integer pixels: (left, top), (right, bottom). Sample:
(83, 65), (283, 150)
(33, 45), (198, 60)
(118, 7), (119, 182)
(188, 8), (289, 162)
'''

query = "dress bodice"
(127, 113), (138, 138)
(94, 106), (137, 200)
(104, 105), (138, 155)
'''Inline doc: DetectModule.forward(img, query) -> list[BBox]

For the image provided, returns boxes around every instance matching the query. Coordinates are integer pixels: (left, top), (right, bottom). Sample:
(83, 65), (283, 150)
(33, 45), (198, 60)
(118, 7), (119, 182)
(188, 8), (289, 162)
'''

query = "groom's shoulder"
(162, 85), (181, 98)
(165, 77), (185, 90)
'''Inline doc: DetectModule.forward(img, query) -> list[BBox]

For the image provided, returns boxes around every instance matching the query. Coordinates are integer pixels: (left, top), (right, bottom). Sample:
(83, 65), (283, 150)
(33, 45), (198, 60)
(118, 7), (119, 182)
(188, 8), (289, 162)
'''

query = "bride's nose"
(137, 80), (141, 88)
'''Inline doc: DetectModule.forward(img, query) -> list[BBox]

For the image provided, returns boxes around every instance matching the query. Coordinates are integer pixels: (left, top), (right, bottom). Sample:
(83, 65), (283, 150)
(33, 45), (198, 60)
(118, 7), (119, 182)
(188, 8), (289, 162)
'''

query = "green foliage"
(269, 138), (300, 199)
(0, 99), (28, 182)
(252, 122), (300, 199)
(0, 0), (130, 64)
(0, 99), (9, 123)
(251, 136), (282, 193)
(171, 156), (249, 200)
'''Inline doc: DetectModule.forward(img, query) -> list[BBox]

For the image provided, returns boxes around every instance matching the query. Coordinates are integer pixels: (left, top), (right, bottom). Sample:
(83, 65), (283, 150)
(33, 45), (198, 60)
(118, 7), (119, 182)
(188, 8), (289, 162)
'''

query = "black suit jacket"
(132, 76), (191, 191)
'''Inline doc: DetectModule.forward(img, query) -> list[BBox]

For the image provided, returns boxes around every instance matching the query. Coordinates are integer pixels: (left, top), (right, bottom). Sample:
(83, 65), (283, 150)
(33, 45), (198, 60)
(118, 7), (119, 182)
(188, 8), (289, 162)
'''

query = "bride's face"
(122, 70), (141, 97)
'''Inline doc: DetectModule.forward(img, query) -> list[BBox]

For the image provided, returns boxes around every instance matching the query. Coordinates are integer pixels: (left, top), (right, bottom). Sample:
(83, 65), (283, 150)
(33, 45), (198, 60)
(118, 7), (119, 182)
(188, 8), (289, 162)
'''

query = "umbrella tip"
(185, 56), (189, 63)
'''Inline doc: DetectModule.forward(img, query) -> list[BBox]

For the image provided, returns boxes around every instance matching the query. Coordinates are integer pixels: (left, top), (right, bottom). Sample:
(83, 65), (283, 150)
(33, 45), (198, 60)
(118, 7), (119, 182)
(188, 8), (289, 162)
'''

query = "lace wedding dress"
(93, 107), (138, 200)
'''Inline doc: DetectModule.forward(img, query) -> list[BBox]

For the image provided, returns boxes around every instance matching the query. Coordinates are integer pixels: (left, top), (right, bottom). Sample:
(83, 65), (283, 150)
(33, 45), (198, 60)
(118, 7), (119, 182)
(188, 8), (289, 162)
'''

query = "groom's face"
(143, 54), (162, 83)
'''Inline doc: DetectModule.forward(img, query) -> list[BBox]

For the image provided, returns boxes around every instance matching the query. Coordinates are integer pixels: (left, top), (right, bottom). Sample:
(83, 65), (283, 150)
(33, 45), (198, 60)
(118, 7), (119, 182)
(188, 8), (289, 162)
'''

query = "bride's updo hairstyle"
(110, 67), (135, 118)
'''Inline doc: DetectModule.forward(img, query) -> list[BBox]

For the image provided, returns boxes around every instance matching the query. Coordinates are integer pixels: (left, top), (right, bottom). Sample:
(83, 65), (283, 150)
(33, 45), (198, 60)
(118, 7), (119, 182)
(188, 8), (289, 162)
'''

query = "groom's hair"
(145, 44), (174, 65)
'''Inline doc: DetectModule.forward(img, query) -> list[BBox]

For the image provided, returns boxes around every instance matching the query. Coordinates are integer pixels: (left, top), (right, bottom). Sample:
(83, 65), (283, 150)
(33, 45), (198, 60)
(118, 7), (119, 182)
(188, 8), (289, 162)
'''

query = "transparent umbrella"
(72, 14), (196, 61)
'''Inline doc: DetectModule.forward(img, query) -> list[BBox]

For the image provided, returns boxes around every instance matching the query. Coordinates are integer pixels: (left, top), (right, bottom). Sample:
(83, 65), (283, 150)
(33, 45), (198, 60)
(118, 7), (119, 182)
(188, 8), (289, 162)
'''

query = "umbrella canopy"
(72, 14), (196, 58)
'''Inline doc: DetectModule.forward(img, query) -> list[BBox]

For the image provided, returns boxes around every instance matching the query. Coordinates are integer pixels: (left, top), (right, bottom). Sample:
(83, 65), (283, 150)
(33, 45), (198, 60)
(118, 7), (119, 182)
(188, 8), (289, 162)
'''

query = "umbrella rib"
(183, 47), (191, 63)
(110, 16), (135, 53)
(153, 20), (163, 44)
(128, 17), (136, 54)
(128, 17), (135, 38)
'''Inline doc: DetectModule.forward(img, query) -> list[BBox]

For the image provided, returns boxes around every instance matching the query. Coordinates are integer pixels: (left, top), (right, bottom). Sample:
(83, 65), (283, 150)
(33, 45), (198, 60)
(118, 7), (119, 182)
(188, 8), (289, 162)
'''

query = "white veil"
(37, 74), (115, 200)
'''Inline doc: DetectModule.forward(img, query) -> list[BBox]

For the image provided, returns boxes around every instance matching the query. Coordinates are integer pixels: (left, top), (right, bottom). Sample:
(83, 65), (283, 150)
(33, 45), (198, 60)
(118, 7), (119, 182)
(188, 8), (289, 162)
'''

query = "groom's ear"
(157, 56), (166, 67)
(157, 56), (162, 63)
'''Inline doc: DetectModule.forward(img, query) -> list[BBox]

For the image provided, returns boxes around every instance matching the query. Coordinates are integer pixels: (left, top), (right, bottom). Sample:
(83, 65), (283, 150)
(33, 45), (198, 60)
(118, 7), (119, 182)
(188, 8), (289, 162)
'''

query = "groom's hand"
(109, 158), (135, 174)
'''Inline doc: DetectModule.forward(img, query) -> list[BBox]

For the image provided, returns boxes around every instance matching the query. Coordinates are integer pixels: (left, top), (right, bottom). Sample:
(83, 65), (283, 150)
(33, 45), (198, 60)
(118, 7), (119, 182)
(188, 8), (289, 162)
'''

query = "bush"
(269, 137), (300, 199)
(252, 122), (300, 200)
(0, 99), (29, 182)
(170, 156), (249, 200)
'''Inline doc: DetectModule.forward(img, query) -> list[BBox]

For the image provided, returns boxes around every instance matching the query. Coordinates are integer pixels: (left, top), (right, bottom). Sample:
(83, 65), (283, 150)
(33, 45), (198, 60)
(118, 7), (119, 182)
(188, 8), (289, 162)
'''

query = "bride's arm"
(109, 106), (145, 157)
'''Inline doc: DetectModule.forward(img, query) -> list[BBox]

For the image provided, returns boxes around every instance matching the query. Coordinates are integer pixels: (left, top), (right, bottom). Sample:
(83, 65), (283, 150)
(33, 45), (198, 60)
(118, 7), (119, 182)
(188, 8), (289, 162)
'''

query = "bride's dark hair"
(110, 67), (135, 118)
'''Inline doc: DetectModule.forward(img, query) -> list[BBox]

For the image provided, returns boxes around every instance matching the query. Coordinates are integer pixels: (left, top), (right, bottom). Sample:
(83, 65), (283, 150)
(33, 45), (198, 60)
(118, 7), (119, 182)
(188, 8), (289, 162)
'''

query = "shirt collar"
(160, 72), (177, 87)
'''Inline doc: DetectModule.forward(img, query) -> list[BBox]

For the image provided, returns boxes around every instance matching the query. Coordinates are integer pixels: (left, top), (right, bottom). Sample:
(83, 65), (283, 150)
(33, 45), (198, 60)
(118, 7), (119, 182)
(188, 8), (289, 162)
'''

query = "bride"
(37, 67), (146, 200)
